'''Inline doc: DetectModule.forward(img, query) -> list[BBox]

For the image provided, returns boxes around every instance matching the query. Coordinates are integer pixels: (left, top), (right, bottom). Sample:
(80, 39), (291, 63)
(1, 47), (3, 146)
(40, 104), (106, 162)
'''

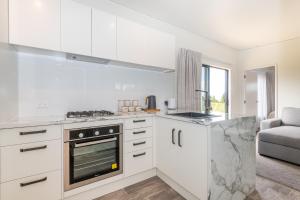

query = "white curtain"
(177, 48), (202, 111)
(266, 70), (275, 116)
(257, 72), (268, 121)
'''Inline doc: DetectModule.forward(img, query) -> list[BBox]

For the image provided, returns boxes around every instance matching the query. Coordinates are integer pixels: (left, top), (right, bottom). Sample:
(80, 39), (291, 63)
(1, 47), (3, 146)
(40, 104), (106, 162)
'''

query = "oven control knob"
(78, 133), (84, 138)
(94, 131), (100, 136)
(109, 129), (114, 134)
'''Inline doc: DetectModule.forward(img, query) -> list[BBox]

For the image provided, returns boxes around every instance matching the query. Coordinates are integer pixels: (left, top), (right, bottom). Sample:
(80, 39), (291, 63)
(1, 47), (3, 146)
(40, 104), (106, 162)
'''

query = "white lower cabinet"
(0, 125), (62, 200)
(156, 117), (208, 199)
(124, 127), (152, 141)
(125, 148), (153, 177)
(1, 170), (61, 200)
(124, 117), (153, 130)
(1, 139), (61, 182)
(125, 137), (152, 153)
(0, 125), (62, 146)
(124, 121), (154, 177)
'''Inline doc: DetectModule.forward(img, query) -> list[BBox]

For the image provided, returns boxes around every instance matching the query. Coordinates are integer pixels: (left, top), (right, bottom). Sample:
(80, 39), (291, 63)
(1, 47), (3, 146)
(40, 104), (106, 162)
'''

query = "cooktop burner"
(66, 110), (114, 119)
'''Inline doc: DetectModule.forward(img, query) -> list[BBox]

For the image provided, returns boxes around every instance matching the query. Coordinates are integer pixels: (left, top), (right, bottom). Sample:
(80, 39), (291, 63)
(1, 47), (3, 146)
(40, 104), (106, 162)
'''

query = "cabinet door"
(61, 0), (91, 56)
(117, 17), (175, 70)
(9, 0), (60, 51)
(156, 117), (208, 199)
(92, 9), (117, 60)
(155, 118), (177, 178)
(174, 121), (208, 199)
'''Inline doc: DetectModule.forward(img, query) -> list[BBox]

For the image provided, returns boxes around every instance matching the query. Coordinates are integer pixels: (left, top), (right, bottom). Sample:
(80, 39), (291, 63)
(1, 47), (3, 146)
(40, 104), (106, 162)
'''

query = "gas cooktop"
(66, 110), (115, 119)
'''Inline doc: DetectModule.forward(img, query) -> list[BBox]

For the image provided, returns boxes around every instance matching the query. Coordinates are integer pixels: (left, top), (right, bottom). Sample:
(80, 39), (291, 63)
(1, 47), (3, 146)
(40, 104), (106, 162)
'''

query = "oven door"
(64, 134), (123, 191)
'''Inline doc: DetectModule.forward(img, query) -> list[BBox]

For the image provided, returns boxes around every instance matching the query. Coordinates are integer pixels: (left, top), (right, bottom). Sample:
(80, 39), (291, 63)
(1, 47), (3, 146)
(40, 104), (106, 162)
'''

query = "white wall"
(0, 43), (18, 121)
(0, 0), (8, 43)
(238, 37), (300, 115)
(18, 52), (174, 118)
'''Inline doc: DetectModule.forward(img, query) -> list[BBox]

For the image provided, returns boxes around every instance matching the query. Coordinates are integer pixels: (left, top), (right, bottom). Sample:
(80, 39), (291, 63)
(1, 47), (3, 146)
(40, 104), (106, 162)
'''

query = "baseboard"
(64, 168), (156, 200)
(157, 169), (200, 200)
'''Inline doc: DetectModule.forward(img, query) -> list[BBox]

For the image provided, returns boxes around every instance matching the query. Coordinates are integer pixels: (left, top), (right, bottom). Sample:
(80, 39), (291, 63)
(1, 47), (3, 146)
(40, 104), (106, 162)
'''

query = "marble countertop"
(0, 111), (253, 130)
(0, 112), (155, 130)
(156, 112), (249, 126)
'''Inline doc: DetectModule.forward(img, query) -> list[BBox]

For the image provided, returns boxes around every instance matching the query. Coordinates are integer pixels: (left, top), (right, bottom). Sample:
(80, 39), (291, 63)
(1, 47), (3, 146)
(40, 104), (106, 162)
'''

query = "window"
(201, 64), (229, 114)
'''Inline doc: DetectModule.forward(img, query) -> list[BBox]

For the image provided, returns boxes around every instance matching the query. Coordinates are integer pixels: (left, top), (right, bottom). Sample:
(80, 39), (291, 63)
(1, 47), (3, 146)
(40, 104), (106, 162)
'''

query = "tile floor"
(95, 175), (300, 200)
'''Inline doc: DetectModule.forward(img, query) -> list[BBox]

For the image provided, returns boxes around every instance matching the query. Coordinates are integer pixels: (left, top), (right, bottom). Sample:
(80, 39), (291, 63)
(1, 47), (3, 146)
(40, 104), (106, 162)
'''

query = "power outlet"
(37, 103), (49, 110)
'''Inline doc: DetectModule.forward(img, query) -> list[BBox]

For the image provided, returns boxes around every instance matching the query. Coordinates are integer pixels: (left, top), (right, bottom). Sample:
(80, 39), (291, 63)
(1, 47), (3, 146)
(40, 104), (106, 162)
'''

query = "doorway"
(244, 66), (276, 125)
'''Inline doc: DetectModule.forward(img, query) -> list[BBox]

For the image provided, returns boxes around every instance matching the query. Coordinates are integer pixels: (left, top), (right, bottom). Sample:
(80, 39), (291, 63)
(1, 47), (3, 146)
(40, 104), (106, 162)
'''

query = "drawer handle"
(133, 152), (146, 158)
(20, 177), (47, 187)
(20, 145), (47, 152)
(172, 128), (176, 145)
(19, 130), (47, 136)
(133, 131), (146, 135)
(133, 141), (146, 146)
(178, 130), (182, 147)
(133, 120), (146, 123)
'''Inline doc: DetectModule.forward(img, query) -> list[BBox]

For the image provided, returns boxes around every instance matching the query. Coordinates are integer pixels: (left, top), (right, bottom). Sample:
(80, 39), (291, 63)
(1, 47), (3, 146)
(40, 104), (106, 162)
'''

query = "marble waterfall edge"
(209, 116), (256, 200)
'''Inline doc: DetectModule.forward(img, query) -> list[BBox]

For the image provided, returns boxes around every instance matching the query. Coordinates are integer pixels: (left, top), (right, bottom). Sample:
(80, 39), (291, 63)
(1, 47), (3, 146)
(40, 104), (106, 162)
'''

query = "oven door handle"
(74, 137), (117, 148)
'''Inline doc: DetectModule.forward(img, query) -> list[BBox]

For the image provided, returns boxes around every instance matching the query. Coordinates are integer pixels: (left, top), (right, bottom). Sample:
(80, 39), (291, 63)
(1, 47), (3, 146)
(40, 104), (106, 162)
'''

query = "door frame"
(243, 64), (278, 118)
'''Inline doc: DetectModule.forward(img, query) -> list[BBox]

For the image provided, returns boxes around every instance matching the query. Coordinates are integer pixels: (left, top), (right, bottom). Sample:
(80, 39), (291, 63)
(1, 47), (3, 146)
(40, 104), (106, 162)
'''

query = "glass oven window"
(70, 136), (120, 183)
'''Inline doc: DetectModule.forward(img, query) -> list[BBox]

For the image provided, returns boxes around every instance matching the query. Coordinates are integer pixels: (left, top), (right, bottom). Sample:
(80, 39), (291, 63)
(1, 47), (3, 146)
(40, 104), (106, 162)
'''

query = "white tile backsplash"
(18, 52), (175, 118)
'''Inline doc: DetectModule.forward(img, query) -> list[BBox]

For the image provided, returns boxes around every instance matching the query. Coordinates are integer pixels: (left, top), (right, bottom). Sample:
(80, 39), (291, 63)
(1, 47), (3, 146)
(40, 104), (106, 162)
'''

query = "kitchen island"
(156, 114), (256, 200)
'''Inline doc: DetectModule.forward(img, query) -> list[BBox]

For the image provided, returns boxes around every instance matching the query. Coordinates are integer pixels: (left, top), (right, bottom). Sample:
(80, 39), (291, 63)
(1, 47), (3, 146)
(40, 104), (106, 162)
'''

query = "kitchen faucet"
(195, 89), (211, 114)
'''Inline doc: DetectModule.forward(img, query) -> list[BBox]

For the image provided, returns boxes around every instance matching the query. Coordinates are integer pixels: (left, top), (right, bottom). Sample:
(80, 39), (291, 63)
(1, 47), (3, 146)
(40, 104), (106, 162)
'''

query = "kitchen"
(0, 0), (256, 200)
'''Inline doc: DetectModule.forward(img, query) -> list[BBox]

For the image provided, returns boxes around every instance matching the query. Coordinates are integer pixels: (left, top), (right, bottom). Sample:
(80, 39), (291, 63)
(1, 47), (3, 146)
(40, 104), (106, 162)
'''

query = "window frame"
(202, 64), (229, 114)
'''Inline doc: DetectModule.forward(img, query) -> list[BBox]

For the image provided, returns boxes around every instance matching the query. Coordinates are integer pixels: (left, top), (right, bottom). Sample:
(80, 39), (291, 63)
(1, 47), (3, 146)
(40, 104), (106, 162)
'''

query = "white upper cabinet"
(92, 9), (117, 60)
(9, 0), (60, 51)
(8, 1), (176, 70)
(117, 17), (176, 70)
(61, 0), (91, 56)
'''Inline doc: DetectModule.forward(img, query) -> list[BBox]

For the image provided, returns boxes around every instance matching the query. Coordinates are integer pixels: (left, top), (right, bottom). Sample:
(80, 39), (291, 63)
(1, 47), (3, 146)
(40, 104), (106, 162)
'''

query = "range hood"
(66, 54), (110, 64)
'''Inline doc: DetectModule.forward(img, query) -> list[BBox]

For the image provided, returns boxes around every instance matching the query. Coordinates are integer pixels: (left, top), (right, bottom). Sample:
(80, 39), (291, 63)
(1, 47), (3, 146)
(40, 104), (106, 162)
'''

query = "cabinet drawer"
(124, 127), (152, 142)
(125, 148), (153, 177)
(125, 137), (152, 153)
(124, 117), (153, 129)
(1, 139), (61, 182)
(1, 170), (61, 200)
(0, 125), (62, 146)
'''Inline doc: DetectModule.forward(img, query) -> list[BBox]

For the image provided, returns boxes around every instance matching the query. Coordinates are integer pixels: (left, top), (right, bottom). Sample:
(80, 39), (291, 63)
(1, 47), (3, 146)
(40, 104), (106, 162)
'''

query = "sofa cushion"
(282, 107), (300, 127)
(259, 126), (300, 150)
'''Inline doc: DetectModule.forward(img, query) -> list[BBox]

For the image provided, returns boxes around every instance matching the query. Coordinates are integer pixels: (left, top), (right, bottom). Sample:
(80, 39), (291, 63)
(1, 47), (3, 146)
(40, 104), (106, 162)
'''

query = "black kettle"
(145, 95), (156, 110)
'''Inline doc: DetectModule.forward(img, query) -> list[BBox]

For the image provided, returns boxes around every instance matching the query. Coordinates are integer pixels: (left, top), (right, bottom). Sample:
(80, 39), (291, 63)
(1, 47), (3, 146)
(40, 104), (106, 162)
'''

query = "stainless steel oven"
(64, 124), (123, 191)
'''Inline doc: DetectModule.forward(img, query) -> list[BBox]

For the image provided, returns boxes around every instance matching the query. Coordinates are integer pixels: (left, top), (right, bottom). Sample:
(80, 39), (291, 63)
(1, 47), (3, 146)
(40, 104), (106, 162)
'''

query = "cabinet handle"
(19, 130), (47, 136)
(178, 130), (182, 147)
(133, 130), (146, 135)
(171, 128), (176, 144)
(133, 141), (146, 146)
(133, 152), (146, 158)
(20, 145), (47, 152)
(20, 177), (47, 187)
(133, 119), (146, 123)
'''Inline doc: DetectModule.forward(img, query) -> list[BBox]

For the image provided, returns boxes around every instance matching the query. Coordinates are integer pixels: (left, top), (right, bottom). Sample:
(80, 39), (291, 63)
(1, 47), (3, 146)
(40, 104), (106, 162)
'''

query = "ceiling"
(109, 0), (300, 50)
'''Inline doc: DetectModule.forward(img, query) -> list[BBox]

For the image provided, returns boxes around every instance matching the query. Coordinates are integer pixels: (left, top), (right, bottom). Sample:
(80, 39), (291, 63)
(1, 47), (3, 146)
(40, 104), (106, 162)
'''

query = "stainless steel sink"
(168, 112), (219, 119)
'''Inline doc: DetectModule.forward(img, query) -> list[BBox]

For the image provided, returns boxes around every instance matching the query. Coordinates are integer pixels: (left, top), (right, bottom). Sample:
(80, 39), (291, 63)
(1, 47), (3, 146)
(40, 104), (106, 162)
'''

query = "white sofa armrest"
(260, 118), (282, 130)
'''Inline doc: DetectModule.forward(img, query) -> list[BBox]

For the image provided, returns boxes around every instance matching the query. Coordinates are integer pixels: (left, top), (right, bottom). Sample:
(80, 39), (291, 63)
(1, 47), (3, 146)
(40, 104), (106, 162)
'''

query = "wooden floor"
(94, 176), (185, 200)
(95, 176), (300, 200)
